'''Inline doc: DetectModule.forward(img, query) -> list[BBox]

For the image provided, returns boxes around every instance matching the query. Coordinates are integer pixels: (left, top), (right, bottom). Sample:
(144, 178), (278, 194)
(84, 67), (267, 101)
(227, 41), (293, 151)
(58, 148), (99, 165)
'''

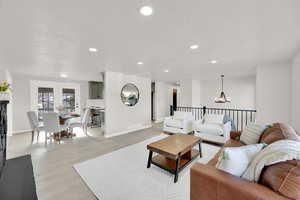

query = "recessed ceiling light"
(140, 6), (153, 16)
(210, 60), (218, 64)
(137, 62), (144, 65)
(60, 73), (68, 78)
(89, 48), (98, 52)
(190, 44), (199, 50)
(164, 69), (169, 73)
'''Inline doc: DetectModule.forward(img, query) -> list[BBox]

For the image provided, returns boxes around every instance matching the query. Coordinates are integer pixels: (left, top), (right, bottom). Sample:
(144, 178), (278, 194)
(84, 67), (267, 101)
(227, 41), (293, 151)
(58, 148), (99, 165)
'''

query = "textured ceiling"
(0, 0), (299, 82)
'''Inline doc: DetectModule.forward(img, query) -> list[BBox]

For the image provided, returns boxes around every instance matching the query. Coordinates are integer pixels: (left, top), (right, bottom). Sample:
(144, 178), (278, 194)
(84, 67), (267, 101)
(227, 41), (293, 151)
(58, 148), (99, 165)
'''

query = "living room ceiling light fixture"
(210, 60), (218, 64)
(89, 48), (98, 52)
(215, 75), (231, 103)
(60, 73), (68, 78)
(140, 6), (153, 16)
(137, 62), (143, 65)
(164, 69), (169, 73)
(190, 44), (199, 50)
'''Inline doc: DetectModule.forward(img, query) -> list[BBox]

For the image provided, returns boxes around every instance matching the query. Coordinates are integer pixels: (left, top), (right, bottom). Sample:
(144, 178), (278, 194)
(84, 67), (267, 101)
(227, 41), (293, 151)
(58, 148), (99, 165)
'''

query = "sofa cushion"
(173, 111), (192, 120)
(203, 114), (224, 124)
(195, 123), (224, 136)
(240, 123), (267, 145)
(165, 119), (182, 128)
(195, 133), (227, 144)
(216, 144), (265, 177)
(208, 139), (244, 166)
(260, 160), (300, 199)
(260, 123), (300, 144)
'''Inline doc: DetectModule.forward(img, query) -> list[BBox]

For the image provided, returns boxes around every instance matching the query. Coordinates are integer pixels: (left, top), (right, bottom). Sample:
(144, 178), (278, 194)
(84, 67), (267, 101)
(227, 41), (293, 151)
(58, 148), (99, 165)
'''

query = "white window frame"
(30, 80), (81, 114)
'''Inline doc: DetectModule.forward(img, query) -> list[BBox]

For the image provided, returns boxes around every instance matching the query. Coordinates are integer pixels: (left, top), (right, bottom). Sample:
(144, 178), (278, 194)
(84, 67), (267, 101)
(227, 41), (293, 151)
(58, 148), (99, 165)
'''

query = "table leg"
(199, 143), (202, 158)
(174, 157), (181, 183)
(147, 151), (153, 168)
(59, 132), (61, 144)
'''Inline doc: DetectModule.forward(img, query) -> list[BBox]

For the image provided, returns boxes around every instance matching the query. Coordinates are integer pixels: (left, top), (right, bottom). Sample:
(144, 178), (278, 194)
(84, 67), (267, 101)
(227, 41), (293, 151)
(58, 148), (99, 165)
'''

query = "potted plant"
(0, 80), (11, 100)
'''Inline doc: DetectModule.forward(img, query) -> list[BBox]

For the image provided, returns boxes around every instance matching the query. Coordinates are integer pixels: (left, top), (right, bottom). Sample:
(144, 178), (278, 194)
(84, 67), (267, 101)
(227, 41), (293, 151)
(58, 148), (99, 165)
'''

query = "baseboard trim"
(12, 129), (32, 135)
(105, 125), (152, 138)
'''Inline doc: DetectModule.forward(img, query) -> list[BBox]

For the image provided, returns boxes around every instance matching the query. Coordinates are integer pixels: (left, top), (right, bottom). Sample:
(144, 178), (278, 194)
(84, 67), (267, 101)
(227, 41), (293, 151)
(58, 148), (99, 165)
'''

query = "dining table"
(53, 113), (81, 141)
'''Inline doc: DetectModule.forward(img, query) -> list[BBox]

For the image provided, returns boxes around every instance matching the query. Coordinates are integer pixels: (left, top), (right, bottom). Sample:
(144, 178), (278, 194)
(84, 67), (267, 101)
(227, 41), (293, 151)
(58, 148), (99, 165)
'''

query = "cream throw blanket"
(242, 140), (300, 182)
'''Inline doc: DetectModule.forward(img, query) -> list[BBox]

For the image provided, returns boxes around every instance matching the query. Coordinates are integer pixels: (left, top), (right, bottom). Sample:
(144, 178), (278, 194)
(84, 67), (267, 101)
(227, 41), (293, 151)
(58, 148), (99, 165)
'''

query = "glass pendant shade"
(215, 75), (231, 103)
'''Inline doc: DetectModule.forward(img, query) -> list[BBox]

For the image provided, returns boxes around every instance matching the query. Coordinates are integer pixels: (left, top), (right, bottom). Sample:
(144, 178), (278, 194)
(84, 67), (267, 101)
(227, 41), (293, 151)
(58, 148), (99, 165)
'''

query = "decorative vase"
(0, 92), (10, 101)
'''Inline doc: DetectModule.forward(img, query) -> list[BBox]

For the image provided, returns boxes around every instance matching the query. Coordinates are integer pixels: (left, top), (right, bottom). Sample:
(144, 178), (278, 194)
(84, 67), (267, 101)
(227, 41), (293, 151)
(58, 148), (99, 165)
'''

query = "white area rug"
(74, 134), (220, 200)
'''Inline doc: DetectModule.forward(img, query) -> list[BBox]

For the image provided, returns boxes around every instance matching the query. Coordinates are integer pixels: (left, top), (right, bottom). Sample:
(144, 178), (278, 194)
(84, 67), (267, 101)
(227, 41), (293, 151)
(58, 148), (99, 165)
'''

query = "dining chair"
(68, 109), (90, 135)
(42, 112), (68, 146)
(27, 111), (44, 143)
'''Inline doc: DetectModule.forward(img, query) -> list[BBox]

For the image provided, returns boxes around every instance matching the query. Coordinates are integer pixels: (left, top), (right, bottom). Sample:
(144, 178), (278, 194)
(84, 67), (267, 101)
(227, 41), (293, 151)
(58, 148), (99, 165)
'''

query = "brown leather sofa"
(190, 124), (300, 200)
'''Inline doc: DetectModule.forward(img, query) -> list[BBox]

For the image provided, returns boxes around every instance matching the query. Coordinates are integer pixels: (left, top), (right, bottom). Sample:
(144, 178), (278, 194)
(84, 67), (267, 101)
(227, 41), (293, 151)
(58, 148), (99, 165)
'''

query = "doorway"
(151, 82), (155, 121)
(31, 80), (81, 116)
(172, 89), (177, 112)
(62, 88), (76, 113)
(37, 87), (54, 120)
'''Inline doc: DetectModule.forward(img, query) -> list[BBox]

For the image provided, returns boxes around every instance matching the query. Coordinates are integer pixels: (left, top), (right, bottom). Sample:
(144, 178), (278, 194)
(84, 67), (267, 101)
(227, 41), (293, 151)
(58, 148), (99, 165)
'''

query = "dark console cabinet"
(0, 101), (8, 178)
(0, 100), (38, 199)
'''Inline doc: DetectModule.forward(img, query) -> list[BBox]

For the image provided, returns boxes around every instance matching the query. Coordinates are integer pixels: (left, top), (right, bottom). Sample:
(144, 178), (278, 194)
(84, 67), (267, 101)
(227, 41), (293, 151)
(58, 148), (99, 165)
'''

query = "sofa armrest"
(163, 117), (172, 127)
(190, 163), (287, 200)
(230, 130), (242, 140)
(182, 118), (194, 133)
(193, 120), (201, 131)
(164, 116), (172, 120)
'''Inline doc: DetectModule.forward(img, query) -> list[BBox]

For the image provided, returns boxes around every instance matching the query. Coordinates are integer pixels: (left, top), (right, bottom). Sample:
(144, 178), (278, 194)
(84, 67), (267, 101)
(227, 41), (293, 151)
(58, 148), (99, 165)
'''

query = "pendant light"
(215, 75), (231, 103)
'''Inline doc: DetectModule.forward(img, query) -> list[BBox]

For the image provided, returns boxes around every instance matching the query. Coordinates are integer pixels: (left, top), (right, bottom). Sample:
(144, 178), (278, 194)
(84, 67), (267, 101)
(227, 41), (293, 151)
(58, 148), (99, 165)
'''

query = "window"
(38, 87), (54, 120)
(31, 80), (81, 116)
(62, 88), (75, 112)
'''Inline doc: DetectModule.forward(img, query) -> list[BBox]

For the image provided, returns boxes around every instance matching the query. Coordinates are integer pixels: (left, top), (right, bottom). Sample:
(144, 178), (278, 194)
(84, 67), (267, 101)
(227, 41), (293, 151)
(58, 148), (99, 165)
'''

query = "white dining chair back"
(67, 109), (90, 135)
(42, 112), (61, 133)
(27, 111), (39, 130)
(27, 111), (44, 143)
(42, 112), (68, 146)
(81, 109), (90, 127)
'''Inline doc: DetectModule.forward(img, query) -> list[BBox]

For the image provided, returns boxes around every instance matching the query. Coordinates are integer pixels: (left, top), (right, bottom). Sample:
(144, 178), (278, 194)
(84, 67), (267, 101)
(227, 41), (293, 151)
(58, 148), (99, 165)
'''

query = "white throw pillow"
(240, 123), (267, 145)
(196, 123), (223, 136)
(203, 114), (224, 124)
(216, 144), (265, 177)
(173, 111), (192, 120)
(173, 111), (185, 120)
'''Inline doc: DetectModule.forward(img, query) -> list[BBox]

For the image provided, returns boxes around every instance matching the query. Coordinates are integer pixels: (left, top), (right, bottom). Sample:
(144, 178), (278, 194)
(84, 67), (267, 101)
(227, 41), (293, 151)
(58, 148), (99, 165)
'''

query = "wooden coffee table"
(147, 134), (201, 183)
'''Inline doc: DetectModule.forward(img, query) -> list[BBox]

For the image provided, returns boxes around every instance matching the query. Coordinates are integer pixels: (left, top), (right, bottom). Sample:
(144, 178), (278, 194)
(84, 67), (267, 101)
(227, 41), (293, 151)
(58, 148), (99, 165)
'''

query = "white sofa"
(163, 111), (194, 134)
(194, 114), (232, 144)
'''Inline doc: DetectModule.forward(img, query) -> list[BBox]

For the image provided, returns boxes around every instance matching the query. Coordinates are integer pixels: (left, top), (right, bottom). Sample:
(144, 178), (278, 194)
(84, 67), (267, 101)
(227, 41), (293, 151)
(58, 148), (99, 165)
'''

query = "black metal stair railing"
(170, 105), (256, 132)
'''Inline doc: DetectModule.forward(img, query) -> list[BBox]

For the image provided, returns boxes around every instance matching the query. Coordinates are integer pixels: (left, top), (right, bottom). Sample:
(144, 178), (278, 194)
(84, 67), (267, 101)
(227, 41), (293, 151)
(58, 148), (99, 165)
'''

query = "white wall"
(178, 80), (192, 107)
(173, 79), (199, 108)
(104, 71), (152, 137)
(192, 80), (201, 107)
(177, 77), (256, 110)
(154, 81), (173, 122)
(291, 52), (300, 132)
(12, 73), (89, 133)
(199, 76), (256, 109)
(256, 62), (291, 125)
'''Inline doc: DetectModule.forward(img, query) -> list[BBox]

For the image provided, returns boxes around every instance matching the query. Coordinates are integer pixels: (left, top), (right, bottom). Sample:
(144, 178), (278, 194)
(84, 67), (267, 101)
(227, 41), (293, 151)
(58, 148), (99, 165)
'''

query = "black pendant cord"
(221, 75), (224, 92)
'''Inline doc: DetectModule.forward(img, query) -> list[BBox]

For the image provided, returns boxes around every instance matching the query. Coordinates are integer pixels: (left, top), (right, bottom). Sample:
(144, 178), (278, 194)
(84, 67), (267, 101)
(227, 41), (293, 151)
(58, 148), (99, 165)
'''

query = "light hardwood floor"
(7, 124), (163, 200)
